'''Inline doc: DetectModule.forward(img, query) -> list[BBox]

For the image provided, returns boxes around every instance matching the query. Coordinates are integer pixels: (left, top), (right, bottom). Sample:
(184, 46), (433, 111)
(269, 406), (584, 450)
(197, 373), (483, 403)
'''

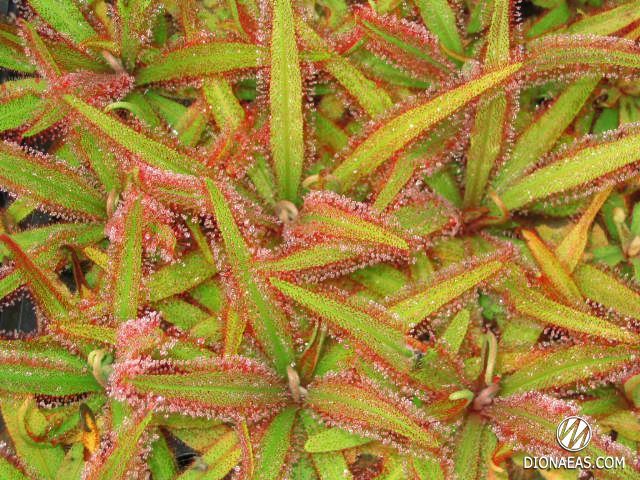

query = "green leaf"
(452, 414), (496, 480)
(202, 78), (245, 131)
(270, 0), (305, 200)
(463, 94), (508, 208)
(270, 278), (414, 376)
(521, 229), (583, 304)
(296, 19), (392, 117)
(111, 357), (287, 420)
(0, 223), (105, 262)
(414, 0), (464, 56)
(573, 263), (640, 320)
(27, 0), (97, 43)
(388, 256), (506, 328)
(0, 33), (36, 73)
(136, 43), (265, 84)
(411, 457), (445, 480)
(254, 406), (298, 480)
(0, 339), (101, 396)
(177, 428), (241, 480)
(148, 433), (177, 480)
(76, 131), (122, 193)
(441, 308), (470, 354)
(304, 427), (370, 453)
(0, 452), (31, 480)
(0, 88), (44, 132)
(83, 408), (154, 480)
(555, 188), (611, 272)
(148, 251), (218, 302)
(0, 142), (106, 219)
(256, 243), (363, 275)
(62, 95), (203, 175)
(205, 179), (295, 375)
(500, 127), (640, 212)
(295, 194), (410, 251)
(525, 35), (640, 73)
(526, 2), (570, 38)
(500, 344), (638, 395)
(55, 443), (84, 480)
(109, 191), (144, 321)
(567, 0), (640, 36)
(332, 62), (522, 190)
(306, 372), (443, 454)
(493, 77), (599, 190)
(499, 267), (640, 344)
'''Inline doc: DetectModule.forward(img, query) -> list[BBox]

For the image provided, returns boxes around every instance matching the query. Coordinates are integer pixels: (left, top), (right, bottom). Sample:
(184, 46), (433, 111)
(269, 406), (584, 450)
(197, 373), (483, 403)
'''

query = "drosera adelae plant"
(1, 0), (640, 479)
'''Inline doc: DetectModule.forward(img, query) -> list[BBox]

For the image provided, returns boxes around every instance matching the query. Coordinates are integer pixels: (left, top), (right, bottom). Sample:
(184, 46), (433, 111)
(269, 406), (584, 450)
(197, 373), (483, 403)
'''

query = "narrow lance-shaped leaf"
(136, 42), (266, 85)
(500, 126), (640, 212)
(82, 407), (154, 480)
(388, 254), (507, 329)
(566, 0), (640, 36)
(20, 20), (61, 79)
(177, 428), (241, 480)
(256, 243), (368, 278)
(0, 142), (106, 220)
(299, 409), (355, 480)
(304, 425), (370, 453)
(0, 222), (105, 263)
(118, 0), (155, 70)
(270, 277), (414, 376)
(353, 6), (451, 77)
(148, 434), (177, 480)
(76, 130), (122, 193)
(0, 452), (31, 480)
(27, 0), (97, 43)
(270, 0), (305, 200)
(147, 251), (218, 302)
(521, 229), (583, 305)
(305, 372), (444, 455)
(452, 414), (497, 480)
(62, 95), (204, 175)
(499, 344), (639, 396)
(288, 192), (411, 255)
(414, 0), (464, 57)
(0, 339), (100, 396)
(555, 187), (612, 272)
(0, 27), (36, 73)
(497, 266), (640, 344)
(0, 79), (45, 132)
(525, 35), (640, 74)
(108, 191), (144, 321)
(493, 77), (599, 190)
(573, 263), (640, 321)
(110, 357), (287, 420)
(205, 178), (295, 375)
(296, 19), (392, 117)
(203, 79), (245, 131)
(373, 121), (462, 211)
(463, 0), (510, 207)
(331, 62), (523, 190)
(253, 406), (298, 480)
